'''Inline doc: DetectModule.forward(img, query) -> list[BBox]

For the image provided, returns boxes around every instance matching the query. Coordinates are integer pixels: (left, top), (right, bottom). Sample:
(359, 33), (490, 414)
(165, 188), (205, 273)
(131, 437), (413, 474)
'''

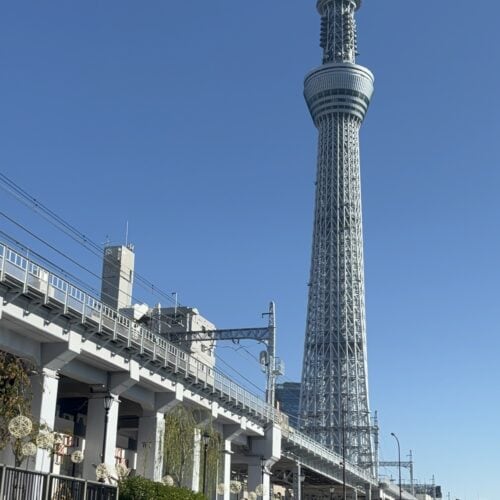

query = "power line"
(0, 173), (181, 307)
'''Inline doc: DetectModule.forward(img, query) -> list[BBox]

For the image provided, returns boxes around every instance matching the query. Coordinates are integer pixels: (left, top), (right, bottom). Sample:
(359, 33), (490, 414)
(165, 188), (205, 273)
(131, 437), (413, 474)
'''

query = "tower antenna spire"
(299, 0), (375, 471)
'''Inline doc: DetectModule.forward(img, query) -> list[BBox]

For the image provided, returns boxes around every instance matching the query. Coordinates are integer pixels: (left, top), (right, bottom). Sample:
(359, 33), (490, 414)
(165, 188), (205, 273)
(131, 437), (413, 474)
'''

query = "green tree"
(163, 405), (221, 495)
(0, 351), (33, 449)
(0, 350), (39, 466)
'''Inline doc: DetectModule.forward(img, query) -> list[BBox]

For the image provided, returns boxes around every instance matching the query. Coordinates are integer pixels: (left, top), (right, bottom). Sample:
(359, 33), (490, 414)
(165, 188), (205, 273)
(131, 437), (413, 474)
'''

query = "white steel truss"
(299, 0), (375, 470)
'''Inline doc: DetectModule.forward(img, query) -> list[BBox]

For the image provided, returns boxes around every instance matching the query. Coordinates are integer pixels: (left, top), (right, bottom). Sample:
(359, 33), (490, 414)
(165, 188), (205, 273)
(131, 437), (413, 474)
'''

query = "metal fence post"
(0, 464), (6, 499)
(83, 479), (88, 500)
(43, 472), (51, 500)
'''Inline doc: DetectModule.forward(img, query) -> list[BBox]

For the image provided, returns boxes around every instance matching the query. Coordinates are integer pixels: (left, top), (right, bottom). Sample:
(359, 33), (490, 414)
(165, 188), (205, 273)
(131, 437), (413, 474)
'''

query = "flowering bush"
(217, 483), (227, 495)
(96, 463), (110, 480)
(162, 475), (175, 486)
(21, 442), (37, 457)
(230, 481), (242, 494)
(36, 431), (55, 450)
(71, 450), (84, 463)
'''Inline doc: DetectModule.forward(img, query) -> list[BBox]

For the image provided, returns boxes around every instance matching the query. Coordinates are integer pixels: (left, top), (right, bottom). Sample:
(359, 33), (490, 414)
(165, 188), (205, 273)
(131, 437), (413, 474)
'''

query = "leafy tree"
(0, 350), (34, 450)
(163, 405), (221, 495)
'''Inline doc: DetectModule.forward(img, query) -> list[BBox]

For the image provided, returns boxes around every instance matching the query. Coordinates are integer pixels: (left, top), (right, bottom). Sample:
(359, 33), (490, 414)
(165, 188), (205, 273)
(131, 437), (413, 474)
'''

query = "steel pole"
(390, 433), (402, 500)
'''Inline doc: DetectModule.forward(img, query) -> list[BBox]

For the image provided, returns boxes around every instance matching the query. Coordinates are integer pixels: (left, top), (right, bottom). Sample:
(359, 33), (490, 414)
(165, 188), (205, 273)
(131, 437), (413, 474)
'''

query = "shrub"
(119, 476), (207, 500)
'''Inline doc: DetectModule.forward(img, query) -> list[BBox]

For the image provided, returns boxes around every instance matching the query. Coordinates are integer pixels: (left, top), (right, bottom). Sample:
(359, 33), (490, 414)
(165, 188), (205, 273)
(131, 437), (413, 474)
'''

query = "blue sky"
(1, 1), (499, 498)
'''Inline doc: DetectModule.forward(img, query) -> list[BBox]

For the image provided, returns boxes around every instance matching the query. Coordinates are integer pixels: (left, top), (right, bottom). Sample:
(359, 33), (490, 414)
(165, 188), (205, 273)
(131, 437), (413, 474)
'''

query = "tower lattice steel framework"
(299, 0), (374, 469)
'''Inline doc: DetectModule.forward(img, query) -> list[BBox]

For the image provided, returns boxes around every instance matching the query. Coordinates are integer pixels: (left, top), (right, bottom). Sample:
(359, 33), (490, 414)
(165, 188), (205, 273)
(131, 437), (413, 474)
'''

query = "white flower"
(230, 481), (243, 494)
(8, 416), (33, 439)
(115, 463), (130, 479)
(96, 463), (110, 480)
(217, 483), (227, 495)
(249, 492), (257, 500)
(21, 442), (37, 457)
(70, 450), (84, 464)
(53, 433), (64, 446)
(255, 484), (264, 496)
(162, 475), (174, 486)
(36, 431), (55, 450)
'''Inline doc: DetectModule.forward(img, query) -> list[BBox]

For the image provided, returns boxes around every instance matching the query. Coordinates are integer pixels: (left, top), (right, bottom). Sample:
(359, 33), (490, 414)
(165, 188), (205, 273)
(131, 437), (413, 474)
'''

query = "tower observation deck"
(299, 0), (374, 469)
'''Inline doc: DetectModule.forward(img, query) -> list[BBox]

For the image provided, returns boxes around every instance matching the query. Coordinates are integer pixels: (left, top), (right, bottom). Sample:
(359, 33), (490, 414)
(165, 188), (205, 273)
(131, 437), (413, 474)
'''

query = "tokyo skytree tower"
(299, 0), (374, 467)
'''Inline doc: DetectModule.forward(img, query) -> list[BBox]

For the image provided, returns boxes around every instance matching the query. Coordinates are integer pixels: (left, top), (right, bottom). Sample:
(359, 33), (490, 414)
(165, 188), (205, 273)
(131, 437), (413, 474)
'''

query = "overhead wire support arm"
(183, 327), (271, 343)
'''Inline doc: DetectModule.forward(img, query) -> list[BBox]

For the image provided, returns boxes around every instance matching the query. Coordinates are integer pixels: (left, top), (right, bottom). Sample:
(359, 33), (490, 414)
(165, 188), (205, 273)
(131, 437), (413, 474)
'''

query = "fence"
(0, 465), (118, 500)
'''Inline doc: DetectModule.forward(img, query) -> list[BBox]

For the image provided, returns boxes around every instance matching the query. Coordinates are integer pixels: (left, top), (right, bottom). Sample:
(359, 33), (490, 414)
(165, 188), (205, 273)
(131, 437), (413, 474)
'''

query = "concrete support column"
(365, 484), (372, 500)
(293, 462), (302, 500)
(82, 394), (120, 480)
(190, 428), (202, 492)
(248, 463), (271, 500)
(137, 411), (165, 481)
(220, 440), (232, 500)
(31, 368), (59, 472)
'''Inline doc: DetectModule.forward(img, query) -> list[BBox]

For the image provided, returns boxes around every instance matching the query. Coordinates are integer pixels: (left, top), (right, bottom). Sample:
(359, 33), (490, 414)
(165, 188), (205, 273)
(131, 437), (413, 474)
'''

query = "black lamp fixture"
(100, 393), (113, 480)
(202, 432), (211, 495)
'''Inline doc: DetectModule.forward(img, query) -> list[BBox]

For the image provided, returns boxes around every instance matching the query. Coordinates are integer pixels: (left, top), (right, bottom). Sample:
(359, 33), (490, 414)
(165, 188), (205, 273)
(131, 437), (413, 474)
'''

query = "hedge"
(119, 476), (207, 500)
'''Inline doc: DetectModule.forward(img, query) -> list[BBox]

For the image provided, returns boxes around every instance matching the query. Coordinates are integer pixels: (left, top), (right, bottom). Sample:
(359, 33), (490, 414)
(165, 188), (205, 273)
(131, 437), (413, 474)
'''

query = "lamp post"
(99, 393), (113, 483)
(390, 433), (402, 500)
(202, 432), (210, 496)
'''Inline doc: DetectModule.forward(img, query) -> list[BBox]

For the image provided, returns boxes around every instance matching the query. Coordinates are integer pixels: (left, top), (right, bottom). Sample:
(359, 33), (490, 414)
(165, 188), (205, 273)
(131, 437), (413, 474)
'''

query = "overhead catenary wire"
(0, 173), (278, 400)
(0, 172), (181, 308)
(0, 227), (270, 399)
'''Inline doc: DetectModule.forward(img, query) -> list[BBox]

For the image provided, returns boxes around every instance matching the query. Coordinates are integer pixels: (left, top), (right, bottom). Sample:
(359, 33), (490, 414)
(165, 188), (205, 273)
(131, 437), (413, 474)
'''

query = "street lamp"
(390, 433), (402, 500)
(98, 393), (113, 483)
(202, 432), (211, 496)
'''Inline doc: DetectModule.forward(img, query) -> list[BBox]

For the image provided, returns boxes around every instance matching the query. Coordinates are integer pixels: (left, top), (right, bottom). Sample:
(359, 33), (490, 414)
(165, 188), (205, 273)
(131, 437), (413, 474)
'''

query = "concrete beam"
(155, 383), (184, 413)
(60, 359), (107, 385)
(122, 384), (156, 411)
(41, 331), (82, 371)
(223, 420), (246, 442)
(0, 325), (41, 363)
(248, 423), (282, 468)
(109, 360), (140, 395)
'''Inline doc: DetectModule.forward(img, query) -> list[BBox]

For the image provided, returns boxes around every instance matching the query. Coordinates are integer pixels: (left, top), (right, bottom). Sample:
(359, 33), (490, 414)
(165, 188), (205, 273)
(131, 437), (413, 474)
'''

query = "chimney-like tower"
(101, 244), (135, 310)
(299, 0), (374, 468)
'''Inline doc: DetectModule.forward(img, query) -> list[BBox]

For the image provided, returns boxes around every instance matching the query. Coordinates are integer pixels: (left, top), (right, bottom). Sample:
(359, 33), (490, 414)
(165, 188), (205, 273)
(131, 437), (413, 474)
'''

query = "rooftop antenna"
(125, 221), (129, 246)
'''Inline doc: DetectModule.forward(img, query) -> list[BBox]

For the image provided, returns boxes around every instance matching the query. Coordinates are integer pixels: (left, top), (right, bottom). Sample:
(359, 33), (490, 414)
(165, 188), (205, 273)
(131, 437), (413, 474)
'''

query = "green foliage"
(119, 476), (206, 500)
(163, 405), (221, 495)
(0, 351), (34, 453)
(164, 405), (197, 486)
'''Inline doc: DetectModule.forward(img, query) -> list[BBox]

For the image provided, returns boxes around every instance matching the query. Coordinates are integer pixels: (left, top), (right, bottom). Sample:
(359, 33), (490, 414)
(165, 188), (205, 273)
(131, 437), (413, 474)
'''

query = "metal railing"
(0, 464), (118, 500)
(0, 242), (376, 484)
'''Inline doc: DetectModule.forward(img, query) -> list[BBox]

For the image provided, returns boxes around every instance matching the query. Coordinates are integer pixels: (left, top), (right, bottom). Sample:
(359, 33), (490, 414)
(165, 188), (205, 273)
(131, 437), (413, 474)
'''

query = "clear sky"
(1, 1), (499, 498)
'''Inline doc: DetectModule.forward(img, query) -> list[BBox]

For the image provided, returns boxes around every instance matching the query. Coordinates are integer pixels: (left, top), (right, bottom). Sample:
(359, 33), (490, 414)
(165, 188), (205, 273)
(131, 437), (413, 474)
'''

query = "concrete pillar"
(82, 394), (120, 480)
(248, 463), (263, 494)
(31, 368), (59, 472)
(365, 484), (372, 500)
(293, 462), (302, 500)
(248, 463), (271, 500)
(247, 424), (281, 500)
(137, 411), (165, 481)
(190, 428), (202, 492)
(220, 440), (232, 500)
